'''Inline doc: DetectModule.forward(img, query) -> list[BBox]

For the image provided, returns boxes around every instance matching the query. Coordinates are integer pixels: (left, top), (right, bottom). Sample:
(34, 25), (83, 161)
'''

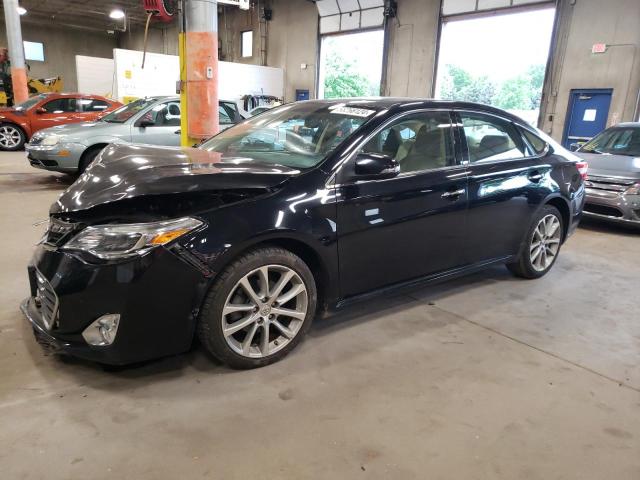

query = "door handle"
(174, 129), (181, 134)
(528, 171), (543, 182)
(441, 188), (465, 199)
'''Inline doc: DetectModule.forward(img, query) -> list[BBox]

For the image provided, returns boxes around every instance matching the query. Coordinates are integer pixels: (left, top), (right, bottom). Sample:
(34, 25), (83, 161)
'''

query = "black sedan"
(22, 99), (586, 369)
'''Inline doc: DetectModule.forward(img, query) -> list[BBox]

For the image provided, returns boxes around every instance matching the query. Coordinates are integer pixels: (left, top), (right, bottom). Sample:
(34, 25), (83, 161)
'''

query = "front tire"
(78, 145), (104, 174)
(507, 205), (563, 279)
(197, 247), (317, 369)
(0, 123), (26, 151)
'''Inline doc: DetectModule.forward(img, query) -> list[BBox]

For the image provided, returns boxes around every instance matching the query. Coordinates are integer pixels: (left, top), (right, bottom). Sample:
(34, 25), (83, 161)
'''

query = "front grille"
(45, 218), (78, 246)
(34, 270), (59, 330)
(584, 203), (623, 218)
(585, 175), (636, 193)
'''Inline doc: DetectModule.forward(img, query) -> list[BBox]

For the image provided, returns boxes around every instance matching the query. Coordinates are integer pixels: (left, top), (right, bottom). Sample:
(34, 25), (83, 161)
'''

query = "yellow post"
(178, 32), (199, 147)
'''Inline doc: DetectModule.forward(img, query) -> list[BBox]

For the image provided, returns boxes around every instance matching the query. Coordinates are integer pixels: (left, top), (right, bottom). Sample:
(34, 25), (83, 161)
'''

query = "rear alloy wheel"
(529, 214), (562, 272)
(507, 205), (563, 279)
(0, 124), (26, 151)
(198, 247), (316, 369)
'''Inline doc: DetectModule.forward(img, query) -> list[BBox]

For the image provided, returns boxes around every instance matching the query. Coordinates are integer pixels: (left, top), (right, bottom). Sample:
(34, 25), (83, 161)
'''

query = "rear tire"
(507, 204), (563, 279)
(197, 247), (317, 369)
(0, 123), (26, 151)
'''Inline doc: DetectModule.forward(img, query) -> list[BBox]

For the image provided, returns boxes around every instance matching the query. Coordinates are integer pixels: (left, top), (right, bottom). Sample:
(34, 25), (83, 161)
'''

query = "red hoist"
(140, 1), (178, 68)
(142, 0), (178, 23)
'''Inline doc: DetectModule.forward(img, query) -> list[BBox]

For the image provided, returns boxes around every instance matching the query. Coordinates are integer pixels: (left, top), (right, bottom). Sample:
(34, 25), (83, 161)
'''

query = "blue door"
(562, 88), (612, 149)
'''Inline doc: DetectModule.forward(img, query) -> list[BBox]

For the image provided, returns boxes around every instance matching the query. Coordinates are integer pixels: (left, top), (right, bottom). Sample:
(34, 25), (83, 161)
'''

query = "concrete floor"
(1, 151), (639, 479)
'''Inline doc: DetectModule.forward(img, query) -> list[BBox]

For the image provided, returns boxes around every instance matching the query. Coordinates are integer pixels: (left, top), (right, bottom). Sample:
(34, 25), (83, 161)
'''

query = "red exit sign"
(592, 43), (607, 54)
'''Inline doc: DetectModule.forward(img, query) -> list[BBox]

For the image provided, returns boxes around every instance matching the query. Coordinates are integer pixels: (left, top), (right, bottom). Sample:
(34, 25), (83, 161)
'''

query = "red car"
(0, 93), (122, 151)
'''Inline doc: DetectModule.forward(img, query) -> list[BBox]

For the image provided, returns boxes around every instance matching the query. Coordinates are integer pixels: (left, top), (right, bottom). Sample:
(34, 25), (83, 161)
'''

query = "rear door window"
(78, 98), (111, 112)
(519, 127), (547, 155)
(459, 112), (527, 163)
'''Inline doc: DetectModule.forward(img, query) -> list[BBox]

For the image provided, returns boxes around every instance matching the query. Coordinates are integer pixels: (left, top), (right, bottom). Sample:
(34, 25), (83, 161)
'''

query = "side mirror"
(135, 118), (155, 128)
(354, 153), (400, 179)
(35, 107), (47, 114)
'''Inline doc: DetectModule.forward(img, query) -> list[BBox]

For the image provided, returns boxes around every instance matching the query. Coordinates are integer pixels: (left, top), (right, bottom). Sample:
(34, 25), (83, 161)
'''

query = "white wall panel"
(112, 49), (283, 102)
(76, 55), (115, 97)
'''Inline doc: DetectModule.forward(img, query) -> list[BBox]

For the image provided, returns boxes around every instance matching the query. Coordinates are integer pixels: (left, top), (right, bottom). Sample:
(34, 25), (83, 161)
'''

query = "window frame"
(240, 30), (254, 58)
(219, 102), (238, 125)
(336, 108), (462, 185)
(137, 100), (181, 127)
(453, 109), (547, 165)
(78, 98), (111, 113)
(41, 97), (79, 114)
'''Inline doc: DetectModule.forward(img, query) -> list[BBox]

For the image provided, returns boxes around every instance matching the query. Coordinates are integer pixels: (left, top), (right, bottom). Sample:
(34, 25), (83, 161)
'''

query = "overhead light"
(109, 8), (125, 20)
(17, 6), (27, 15)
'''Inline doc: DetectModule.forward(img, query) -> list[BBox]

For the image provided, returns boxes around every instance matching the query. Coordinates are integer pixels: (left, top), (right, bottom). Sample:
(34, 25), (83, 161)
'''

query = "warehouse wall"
(539, 0), (640, 139)
(0, 24), (116, 92)
(218, 0), (318, 102)
(117, 24), (179, 56)
(383, 0), (441, 97)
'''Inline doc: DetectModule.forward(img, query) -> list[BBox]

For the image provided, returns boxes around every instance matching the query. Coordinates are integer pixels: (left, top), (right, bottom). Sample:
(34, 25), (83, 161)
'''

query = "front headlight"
(62, 217), (203, 259)
(624, 183), (640, 196)
(41, 134), (60, 146)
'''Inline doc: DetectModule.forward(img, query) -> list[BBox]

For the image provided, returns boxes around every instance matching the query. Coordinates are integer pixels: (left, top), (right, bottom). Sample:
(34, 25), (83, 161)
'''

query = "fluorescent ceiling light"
(109, 9), (125, 20)
(17, 6), (27, 15)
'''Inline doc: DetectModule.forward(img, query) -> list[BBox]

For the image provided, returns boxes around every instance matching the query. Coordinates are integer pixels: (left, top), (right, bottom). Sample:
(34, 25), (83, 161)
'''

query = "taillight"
(575, 161), (588, 180)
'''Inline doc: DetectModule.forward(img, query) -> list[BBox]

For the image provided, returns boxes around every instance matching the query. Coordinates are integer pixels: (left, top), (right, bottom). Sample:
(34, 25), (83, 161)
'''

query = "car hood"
(576, 152), (640, 180)
(38, 121), (122, 139)
(51, 143), (301, 214)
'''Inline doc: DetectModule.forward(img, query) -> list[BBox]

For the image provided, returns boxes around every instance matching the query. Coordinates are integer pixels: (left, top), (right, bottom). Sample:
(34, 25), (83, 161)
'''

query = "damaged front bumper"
(21, 244), (209, 365)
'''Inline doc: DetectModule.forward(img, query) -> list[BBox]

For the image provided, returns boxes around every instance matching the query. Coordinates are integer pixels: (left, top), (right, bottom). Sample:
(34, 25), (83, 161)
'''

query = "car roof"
(611, 122), (640, 128)
(296, 97), (533, 126)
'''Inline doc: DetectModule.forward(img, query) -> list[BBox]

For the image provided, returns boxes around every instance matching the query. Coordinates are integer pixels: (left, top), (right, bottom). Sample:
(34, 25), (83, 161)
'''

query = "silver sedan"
(576, 122), (640, 226)
(25, 96), (242, 174)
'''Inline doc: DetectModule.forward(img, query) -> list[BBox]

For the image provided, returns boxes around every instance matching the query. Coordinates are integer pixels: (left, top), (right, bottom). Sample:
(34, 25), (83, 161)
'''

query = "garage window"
(241, 31), (253, 58)
(316, 0), (385, 34)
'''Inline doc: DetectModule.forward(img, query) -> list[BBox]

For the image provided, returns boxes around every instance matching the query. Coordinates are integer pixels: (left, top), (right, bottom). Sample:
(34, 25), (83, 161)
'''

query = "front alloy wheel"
(0, 124), (26, 151)
(198, 247), (317, 369)
(222, 265), (308, 358)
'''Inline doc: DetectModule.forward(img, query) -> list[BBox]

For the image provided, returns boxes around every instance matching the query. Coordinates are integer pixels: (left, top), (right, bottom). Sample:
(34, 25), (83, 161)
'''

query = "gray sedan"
(25, 96), (242, 174)
(576, 122), (640, 226)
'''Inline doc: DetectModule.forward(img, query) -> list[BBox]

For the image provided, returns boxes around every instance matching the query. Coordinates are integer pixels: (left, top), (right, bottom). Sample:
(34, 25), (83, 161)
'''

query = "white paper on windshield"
(330, 106), (376, 118)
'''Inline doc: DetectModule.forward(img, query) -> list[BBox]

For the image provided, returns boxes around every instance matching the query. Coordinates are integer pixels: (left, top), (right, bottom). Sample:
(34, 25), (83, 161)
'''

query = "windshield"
(14, 94), (48, 111)
(100, 98), (158, 123)
(198, 102), (377, 168)
(580, 127), (640, 157)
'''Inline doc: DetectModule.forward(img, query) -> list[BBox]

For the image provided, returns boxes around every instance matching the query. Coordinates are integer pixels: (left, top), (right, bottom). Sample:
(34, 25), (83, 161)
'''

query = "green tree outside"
(439, 63), (546, 111)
